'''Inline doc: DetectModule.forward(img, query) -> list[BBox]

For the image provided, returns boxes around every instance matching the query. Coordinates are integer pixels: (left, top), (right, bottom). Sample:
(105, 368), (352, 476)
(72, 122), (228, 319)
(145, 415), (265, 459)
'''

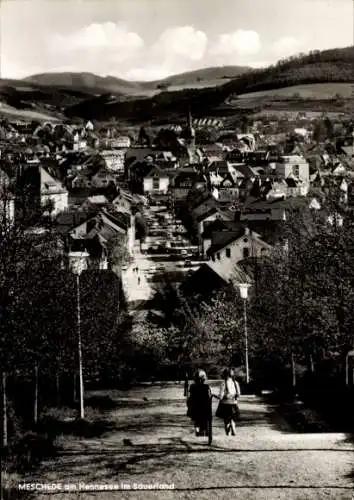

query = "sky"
(0, 0), (353, 81)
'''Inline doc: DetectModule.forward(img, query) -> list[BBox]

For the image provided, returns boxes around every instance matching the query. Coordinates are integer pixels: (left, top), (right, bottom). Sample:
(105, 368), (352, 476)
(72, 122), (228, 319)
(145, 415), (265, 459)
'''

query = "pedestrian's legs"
(230, 418), (236, 436)
(223, 419), (230, 436)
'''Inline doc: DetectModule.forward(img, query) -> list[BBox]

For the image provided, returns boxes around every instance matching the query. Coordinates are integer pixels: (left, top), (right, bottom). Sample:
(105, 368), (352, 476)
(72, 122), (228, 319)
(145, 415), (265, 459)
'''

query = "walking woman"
(187, 369), (212, 436)
(215, 368), (241, 436)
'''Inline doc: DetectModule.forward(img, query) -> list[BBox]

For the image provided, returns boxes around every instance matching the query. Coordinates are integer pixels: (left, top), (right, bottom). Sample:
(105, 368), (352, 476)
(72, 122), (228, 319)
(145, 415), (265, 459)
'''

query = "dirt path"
(20, 383), (354, 499)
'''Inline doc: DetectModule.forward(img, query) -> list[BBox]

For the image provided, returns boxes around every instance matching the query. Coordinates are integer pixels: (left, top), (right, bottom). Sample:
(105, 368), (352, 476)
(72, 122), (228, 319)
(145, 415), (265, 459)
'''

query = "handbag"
(215, 400), (226, 418)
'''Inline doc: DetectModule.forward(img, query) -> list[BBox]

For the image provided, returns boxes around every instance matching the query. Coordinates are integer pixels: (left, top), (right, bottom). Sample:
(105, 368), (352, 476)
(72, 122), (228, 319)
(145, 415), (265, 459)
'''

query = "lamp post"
(238, 283), (252, 385)
(69, 251), (89, 420)
(345, 350), (354, 387)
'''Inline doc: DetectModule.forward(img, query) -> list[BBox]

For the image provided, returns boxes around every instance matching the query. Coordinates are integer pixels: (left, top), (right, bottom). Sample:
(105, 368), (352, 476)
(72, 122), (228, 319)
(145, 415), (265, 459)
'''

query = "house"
(201, 219), (242, 257)
(101, 150), (125, 172)
(111, 135), (131, 148)
(154, 151), (178, 168)
(196, 206), (234, 238)
(171, 169), (206, 201)
(208, 160), (230, 186)
(125, 147), (155, 171)
(275, 155), (310, 184)
(212, 173), (239, 202)
(284, 177), (309, 197)
(241, 197), (307, 222)
(200, 144), (225, 162)
(180, 261), (251, 301)
(128, 160), (156, 193)
(40, 167), (68, 215)
(143, 167), (170, 195)
(238, 177), (256, 201)
(55, 209), (92, 236)
(192, 196), (219, 221)
(80, 195), (110, 213)
(112, 190), (134, 213)
(91, 167), (117, 189)
(331, 162), (347, 176)
(206, 226), (272, 281)
(68, 207), (134, 268)
(102, 208), (135, 256)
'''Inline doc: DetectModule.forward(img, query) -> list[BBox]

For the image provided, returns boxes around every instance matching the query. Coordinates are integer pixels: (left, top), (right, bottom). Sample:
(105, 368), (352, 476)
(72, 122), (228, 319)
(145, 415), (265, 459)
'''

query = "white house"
(40, 167), (68, 215)
(275, 155), (310, 184)
(101, 150), (125, 172)
(143, 167), (170, 194)
(112, 136), (131, 148)
(207, 227), (272, 280)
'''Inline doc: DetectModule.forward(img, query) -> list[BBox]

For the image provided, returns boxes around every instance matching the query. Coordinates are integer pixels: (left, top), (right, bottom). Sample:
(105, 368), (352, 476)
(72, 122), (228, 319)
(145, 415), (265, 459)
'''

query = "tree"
(195, 128), (218, 145)
(135, 213), (147, 242)
(240, 115), (249, 134)
(324, 117), (334, 139)
(313, 120), (327, 143)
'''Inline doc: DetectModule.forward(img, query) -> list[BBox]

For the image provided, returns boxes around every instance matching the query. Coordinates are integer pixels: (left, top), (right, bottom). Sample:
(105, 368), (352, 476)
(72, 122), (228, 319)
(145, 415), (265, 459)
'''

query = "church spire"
(187, 106), (195, 147)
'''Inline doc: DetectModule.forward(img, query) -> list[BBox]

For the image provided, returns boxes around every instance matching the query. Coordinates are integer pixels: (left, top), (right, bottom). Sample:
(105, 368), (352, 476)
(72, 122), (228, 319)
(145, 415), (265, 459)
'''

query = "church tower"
(187, 107), (196, 149)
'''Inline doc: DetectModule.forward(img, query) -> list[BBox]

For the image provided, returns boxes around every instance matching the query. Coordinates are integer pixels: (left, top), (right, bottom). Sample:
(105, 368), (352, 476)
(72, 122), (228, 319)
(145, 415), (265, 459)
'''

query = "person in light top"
(216, 368), (241, 436)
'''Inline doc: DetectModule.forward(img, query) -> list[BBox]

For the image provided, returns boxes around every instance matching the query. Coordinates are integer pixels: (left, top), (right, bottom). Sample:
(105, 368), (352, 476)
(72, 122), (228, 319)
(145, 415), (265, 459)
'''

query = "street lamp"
(69, 251), (89, 420)
(238, 283), (252, 385)
(345, 350), (354, 387)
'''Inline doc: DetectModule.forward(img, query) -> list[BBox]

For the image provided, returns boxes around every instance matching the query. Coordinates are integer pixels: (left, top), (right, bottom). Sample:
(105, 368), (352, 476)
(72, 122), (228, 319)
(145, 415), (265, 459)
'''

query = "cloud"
(271, 36), (305, 57)
(126, 26), (209, 81)
(152, 26), (208, 62)
(210, 30), (261, 58)
(51, 22), (144, 62)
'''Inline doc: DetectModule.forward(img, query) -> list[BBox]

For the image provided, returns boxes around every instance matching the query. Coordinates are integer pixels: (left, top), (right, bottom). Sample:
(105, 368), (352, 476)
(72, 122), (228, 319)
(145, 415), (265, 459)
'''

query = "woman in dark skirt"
(187, 369), (212, 436)
(215, 368), (241, 436)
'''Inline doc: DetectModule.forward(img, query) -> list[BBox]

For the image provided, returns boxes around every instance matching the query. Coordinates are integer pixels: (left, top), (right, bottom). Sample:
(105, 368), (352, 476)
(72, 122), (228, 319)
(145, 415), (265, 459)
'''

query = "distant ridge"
(23, 66), (250, 95)
(63, 46), (354, 121)
(1, 46), (354, 123)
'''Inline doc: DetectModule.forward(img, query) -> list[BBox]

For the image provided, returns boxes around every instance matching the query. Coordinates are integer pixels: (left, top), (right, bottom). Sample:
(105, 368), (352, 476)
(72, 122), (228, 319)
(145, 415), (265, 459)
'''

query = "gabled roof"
(233, 164), (258, 178)
(180, 263), (230, 299)
(144, 166), (169, 179)
(243, 195), (307, 211)
(181, 261), (252, 300)
(219, 172), (237, 187)
(195, 205), (221, 222)
(202, 219), (241, 239)
(207, 228), (247, 255)
(341, 146), (353, 157)
(101, 208), (130, 231)
(41, 167), (67, 194)
(192, 197), (219, 218)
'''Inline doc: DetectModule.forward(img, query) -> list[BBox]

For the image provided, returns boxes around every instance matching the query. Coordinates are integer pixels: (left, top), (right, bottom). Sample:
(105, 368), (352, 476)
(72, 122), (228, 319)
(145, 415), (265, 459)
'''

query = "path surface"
(121, 250), (154, 304)
(24, 383), (353, 499)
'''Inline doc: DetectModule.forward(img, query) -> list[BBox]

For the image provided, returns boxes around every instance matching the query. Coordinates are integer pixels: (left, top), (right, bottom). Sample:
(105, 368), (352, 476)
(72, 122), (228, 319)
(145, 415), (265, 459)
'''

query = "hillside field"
(0, 102), (60, 122)
(238, 83), (354, 100)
